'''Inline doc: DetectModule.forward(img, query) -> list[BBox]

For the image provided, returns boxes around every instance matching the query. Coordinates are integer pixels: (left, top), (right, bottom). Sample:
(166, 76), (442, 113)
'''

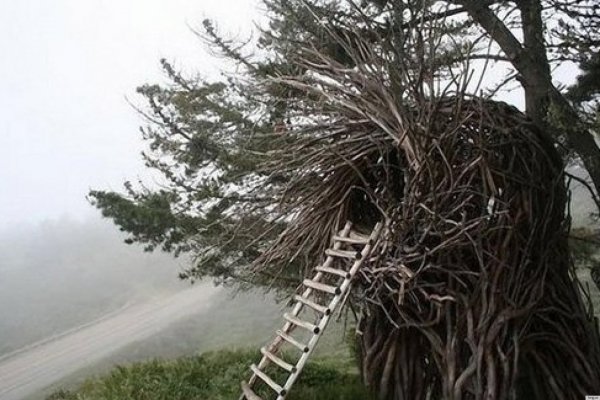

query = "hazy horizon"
(0, 0), (260, 228)
(0, 216), (193, 357)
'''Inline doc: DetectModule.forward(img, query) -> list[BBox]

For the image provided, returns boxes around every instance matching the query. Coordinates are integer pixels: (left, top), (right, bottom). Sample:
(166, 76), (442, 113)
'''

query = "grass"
(46, 349), (372, 400)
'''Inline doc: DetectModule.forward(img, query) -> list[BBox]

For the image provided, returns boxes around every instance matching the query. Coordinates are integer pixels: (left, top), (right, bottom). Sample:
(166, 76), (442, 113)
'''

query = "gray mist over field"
(0, 216), (285, 400)
(0, 218), (189, 357)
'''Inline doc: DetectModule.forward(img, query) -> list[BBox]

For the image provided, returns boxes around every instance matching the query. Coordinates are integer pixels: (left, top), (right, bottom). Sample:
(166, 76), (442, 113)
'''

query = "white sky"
(0, 0), (259, 227)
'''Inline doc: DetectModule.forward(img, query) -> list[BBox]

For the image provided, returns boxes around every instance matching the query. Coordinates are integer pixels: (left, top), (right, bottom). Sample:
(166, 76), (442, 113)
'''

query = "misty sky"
(0, 0), (259, 228)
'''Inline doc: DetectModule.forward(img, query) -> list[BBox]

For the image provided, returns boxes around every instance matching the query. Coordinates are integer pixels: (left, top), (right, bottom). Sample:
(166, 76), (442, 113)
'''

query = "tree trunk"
(549, 88), (600, 204)
(518, 0), (600, 203)
(518, 0), (551, 126)
(457, 0), (600, 200)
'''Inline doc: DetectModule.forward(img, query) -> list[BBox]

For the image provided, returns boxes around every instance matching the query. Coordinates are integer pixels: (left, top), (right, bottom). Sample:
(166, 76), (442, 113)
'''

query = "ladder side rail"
(277, 274), (359, 399)
(268, 221), (354, 342)
(244, 221), (354, 394)
(264, 259), (334, 354)
(288, 220), (354, 320)
(277, 222), (383, 399)
(251, 364), (286, 396)
(241, 381), (262, 400)
(314, 222), (382, 331)
(338, 222), (383, 295)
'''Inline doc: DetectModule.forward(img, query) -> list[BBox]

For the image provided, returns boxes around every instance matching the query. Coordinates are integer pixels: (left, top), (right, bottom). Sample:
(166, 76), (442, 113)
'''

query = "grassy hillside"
(44, 275), (600, 400)
(46, 350), (372, 400)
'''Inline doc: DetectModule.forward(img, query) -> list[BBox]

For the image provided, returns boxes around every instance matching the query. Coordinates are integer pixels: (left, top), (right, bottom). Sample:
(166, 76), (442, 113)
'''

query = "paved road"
(0, 285), (221, 400)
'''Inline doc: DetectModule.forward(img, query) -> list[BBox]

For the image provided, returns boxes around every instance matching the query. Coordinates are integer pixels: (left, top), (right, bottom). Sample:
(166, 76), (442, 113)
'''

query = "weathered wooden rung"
(261, 347), (296, 373)
(276, 330), (309, 352)
(251, 364), (286, 396)
(283, 313), (320, 334)
(332, 234), (370, 245)
(314, 265), (351, 279)
(303, 279), (341, 295)
(294, 294), (330, 315)
(325, 248), (361, 259)
(241, 381), (263, 400)
(349, 230), (371, 241)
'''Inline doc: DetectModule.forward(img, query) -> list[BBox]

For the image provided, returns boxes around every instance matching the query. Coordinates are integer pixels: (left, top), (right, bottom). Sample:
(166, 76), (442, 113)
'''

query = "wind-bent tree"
(90, 0), (600, 398)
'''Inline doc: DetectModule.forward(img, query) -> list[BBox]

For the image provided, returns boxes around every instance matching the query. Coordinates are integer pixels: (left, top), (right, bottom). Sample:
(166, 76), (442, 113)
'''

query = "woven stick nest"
(241, 23), (600, 399)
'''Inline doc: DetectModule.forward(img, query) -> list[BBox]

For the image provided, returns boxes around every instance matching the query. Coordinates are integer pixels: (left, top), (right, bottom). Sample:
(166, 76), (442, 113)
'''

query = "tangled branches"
(241, 8), (600, 398)
(256, 92), (600, 398)
(350, 98), (600, 399)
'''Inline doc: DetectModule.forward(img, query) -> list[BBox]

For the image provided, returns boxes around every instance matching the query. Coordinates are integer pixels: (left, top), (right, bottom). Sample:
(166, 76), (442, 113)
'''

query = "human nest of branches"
(239, 24), (600, 400)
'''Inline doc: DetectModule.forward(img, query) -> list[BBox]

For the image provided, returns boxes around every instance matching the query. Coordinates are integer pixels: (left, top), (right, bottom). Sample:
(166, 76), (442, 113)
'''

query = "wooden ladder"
(239, 221), (383, 400)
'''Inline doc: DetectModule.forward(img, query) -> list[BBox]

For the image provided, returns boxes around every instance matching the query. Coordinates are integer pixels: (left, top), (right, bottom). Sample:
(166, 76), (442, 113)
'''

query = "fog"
(568, 164), (599, 229)
(0, 216), (288, 400)
(0, 217), (190, 357)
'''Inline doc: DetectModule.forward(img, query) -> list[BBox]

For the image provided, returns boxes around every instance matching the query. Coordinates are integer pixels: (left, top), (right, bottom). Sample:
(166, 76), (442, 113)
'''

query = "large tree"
(90, 1), (600, 397)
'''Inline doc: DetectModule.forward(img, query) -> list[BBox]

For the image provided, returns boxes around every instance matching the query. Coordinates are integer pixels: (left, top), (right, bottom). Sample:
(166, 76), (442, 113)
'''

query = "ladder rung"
(349, 230), (371, 241)
(294, 295), (330, 315)
(315, 265), (351, 279)
(303, 279), (340, 295)
(261, 347), (296, 373)
(284, 313), (320, 334)
(250, 364), (286, 396)
(325, 248), (361, 259)
(241, 381), (263, 400)
(333, 235), (370, 245)
(276, 330), (309, 352)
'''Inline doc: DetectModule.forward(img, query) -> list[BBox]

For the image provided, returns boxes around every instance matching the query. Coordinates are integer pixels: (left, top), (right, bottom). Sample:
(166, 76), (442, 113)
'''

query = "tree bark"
(518, 0), (551, 126)
(455, 0), (600, 199)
